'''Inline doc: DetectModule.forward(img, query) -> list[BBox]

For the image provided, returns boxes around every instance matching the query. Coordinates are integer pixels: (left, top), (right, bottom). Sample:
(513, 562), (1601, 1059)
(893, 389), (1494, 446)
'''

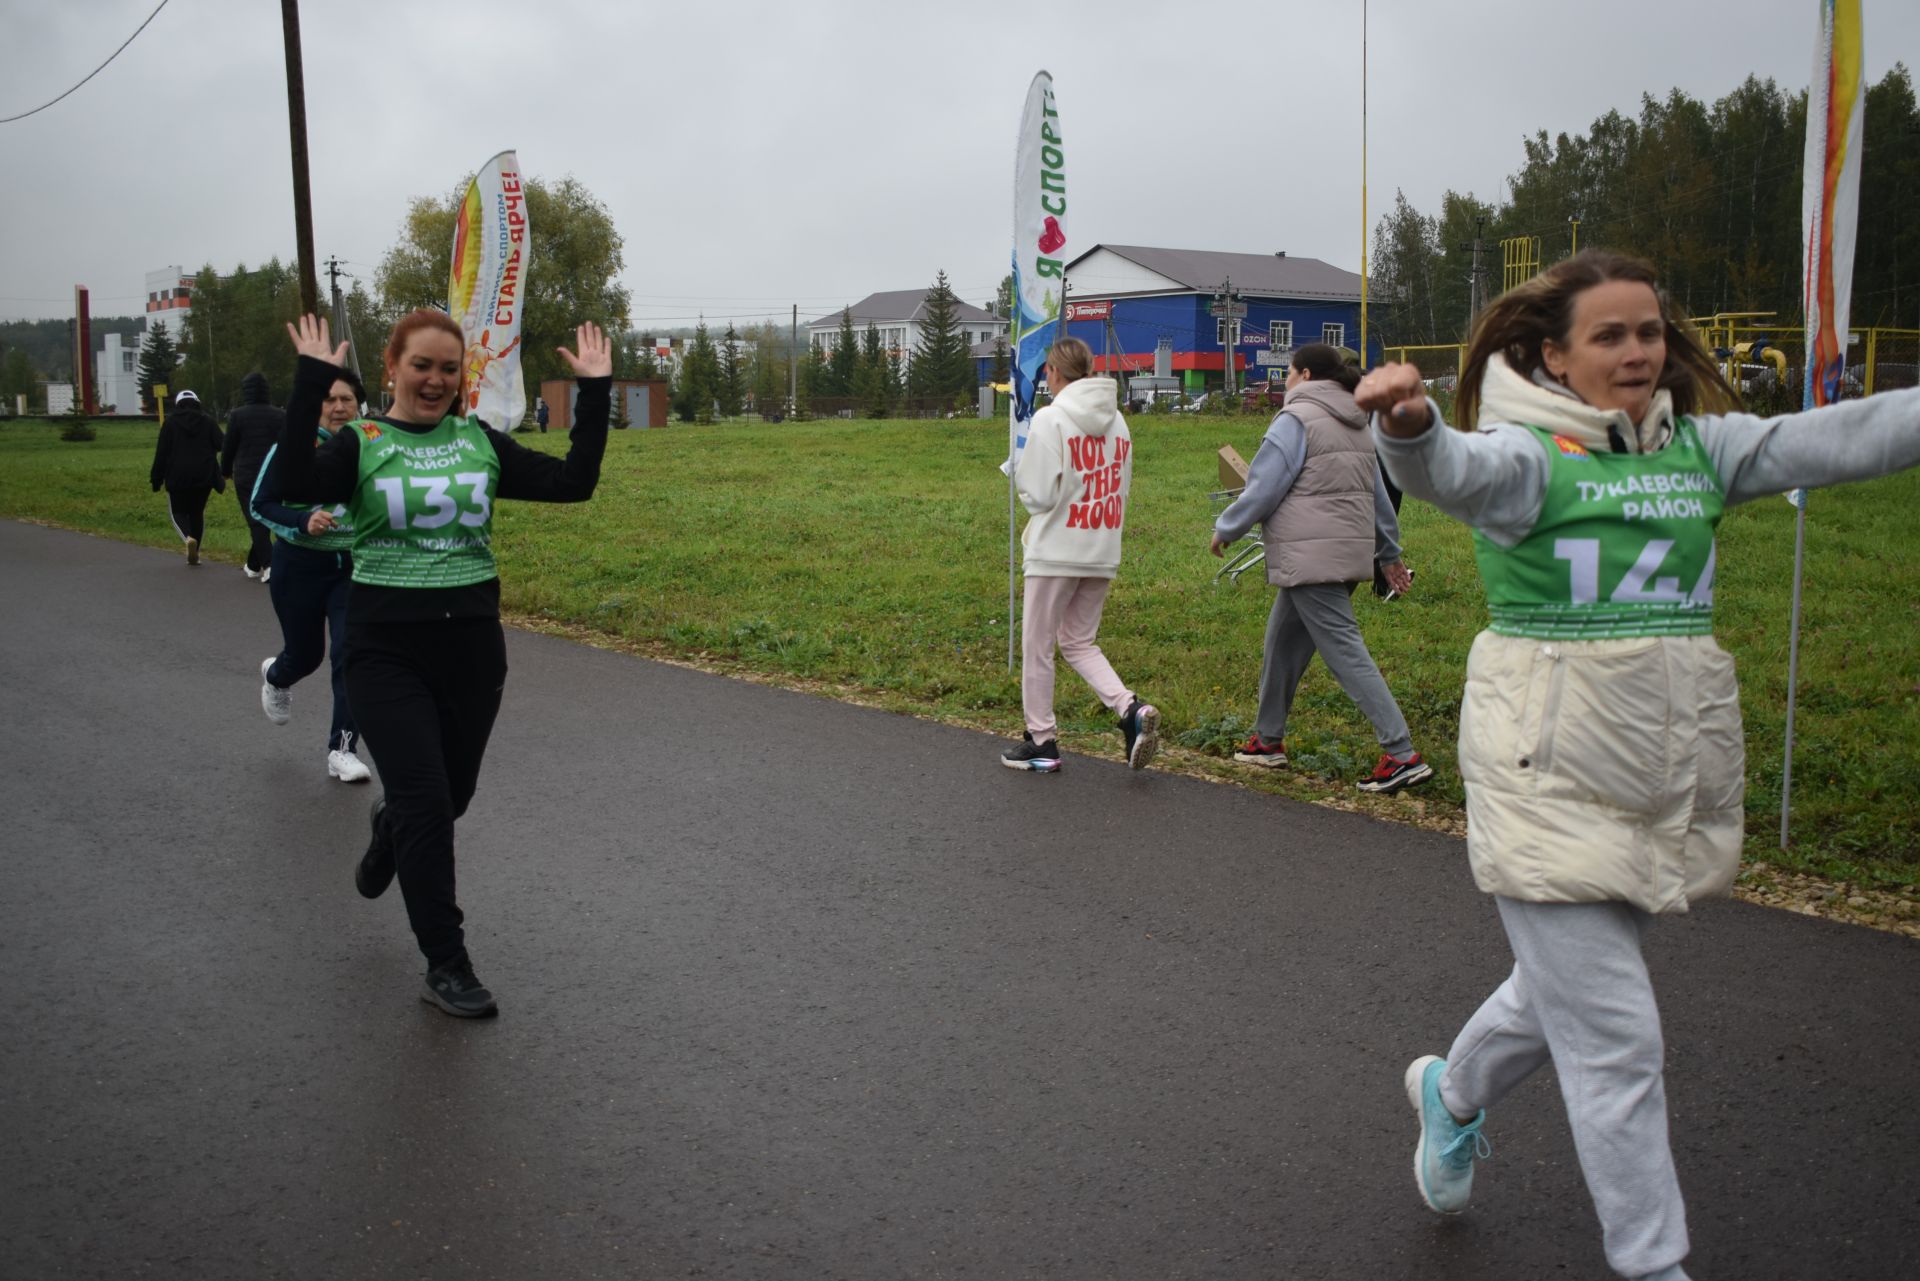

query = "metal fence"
(1380, 326), (1919, 404)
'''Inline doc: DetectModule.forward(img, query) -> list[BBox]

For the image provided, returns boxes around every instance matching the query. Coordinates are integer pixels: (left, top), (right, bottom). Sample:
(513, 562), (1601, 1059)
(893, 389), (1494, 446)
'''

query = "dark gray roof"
(808, 289), (1005, 330)
(1065, 244), (1362, 301)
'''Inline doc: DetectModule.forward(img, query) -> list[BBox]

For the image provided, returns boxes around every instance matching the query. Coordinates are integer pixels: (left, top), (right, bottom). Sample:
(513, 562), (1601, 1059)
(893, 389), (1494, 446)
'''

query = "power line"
(0, 0), (173, 125)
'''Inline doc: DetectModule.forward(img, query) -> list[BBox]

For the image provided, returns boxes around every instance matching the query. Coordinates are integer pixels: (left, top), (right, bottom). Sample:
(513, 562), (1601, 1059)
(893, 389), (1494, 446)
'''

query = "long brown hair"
(1456, 248), (1736, 429)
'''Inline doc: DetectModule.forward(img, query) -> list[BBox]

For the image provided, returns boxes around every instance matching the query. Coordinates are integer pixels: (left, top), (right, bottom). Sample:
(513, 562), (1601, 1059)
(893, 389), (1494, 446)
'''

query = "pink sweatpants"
(1022, 575), (1133, 740)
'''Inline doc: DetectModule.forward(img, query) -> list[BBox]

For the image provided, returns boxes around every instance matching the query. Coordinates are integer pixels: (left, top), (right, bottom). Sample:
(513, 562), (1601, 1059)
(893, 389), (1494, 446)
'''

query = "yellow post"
(156, 383), (168, 424)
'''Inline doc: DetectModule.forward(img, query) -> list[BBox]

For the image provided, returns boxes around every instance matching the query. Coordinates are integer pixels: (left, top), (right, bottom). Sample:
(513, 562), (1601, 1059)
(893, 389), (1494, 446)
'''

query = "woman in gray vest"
(1357, 249), (1920, 1281)
(1210, 342), (1429, 793)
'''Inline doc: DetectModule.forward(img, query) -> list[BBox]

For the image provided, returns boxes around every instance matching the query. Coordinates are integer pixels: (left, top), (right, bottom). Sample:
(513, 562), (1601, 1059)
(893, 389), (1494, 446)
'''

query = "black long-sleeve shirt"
(274, 354), (611, 623)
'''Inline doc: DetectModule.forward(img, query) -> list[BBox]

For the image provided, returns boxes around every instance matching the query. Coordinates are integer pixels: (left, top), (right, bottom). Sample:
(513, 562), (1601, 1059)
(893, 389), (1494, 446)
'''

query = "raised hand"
(1354, 362), (1432, 436)
(286, 314), (350, 367)
(557, 322), (613, 378)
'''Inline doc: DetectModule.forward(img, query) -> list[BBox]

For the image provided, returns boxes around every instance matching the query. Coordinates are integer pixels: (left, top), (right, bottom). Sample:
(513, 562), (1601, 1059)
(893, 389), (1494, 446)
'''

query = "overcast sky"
(3, 0), (1916, 329)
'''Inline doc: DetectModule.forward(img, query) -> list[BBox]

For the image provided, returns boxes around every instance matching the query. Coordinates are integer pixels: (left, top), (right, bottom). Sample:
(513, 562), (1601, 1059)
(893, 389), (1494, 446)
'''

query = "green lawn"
(6, 413), (1917, 883)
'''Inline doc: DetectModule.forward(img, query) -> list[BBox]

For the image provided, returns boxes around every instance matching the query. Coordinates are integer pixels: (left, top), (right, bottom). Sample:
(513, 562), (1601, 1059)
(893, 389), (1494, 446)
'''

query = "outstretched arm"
(276, 316), (360, 503)
(1700, 387), (1920, 505)
(493, 323), (613, 502)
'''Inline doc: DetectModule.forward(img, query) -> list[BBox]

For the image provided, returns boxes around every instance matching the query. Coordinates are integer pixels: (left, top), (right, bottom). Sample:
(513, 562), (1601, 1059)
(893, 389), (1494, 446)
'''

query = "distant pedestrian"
(535, 396), (549, 433)
(221, 372), (284, 582)
(1210, 342), (1430, 793)
(148, 389), (223, 566)
(276, 310), (611, 1019)
(1356, 247), (1920, 1281)
(1002, 336), (1158, 773)
(250, 367), (371, 784)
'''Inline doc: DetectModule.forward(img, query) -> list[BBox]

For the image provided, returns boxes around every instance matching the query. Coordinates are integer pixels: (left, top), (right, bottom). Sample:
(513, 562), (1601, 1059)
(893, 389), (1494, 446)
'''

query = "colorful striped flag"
(1801, 0), (1863, 411)
(448, 151), (531, 430)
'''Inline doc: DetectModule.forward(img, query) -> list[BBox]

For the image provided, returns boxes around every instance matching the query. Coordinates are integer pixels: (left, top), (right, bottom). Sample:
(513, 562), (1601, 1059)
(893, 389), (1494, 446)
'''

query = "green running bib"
(1473, 420), (1725, 640)
(344, 415), (501, 588)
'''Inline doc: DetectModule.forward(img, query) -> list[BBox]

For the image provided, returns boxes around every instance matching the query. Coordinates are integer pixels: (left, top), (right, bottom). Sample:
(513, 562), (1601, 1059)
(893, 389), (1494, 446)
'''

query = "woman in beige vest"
(1210, 342), (1428, 792)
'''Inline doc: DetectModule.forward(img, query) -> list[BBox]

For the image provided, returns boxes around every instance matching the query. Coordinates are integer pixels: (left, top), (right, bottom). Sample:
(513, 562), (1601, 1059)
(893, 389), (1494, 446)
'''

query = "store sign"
(1065, 300), (1112, 321)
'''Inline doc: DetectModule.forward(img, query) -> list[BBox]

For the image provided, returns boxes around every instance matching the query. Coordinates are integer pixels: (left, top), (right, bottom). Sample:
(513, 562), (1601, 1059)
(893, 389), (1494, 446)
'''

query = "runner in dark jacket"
(221, 371), (284, 580)
(149, 389), (224, 565)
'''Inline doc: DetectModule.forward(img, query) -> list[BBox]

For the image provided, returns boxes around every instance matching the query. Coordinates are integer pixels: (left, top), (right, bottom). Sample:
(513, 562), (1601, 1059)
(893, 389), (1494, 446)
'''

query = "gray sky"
(3, 0), (1915, 328)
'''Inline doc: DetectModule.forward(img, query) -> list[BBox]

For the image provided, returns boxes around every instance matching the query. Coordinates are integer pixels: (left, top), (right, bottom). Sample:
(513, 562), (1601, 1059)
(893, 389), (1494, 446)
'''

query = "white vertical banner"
(1007, 71), (1066, 472)
(448, 150), (531, 430)
(1782, 0), (1864, 848)
(1006, 71), (1067, 669)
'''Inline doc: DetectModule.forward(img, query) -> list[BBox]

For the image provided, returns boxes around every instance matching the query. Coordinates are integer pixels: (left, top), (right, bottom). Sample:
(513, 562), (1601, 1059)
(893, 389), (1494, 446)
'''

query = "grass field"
(5, 413), (1917, 884)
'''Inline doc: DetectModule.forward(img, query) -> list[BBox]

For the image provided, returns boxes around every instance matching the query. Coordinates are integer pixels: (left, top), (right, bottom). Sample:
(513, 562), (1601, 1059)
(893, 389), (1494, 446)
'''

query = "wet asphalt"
(2, 518), (1917, 1281)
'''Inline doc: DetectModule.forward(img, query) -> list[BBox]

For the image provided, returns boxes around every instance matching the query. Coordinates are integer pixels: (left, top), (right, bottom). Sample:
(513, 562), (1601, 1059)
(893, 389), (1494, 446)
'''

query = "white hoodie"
(1015, 376), (1132, 578)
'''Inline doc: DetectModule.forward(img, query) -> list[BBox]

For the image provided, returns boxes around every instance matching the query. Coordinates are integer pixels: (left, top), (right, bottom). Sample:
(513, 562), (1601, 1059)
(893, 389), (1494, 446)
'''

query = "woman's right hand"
(1355, 363), (1431, 436)
(286, 315), (350, 366)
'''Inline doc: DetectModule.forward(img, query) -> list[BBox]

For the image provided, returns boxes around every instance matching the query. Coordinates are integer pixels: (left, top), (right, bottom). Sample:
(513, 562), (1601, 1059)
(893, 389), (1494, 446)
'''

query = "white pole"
(1780, 494), (1808, 849)
(1008, 398), (1018, 672)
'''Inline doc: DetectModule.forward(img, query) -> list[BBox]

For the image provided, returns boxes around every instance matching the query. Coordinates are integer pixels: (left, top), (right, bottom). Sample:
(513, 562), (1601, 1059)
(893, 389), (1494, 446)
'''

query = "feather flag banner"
(1801, 0), (1863, 412)
(1007, 72), (1065, 473)
(448, 151), (530, 429)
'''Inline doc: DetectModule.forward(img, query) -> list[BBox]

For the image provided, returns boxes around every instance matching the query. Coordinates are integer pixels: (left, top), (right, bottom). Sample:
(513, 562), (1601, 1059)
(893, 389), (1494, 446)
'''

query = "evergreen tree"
(826, 308), (859, 398)
(909, 270), (971, 411)
(749, 321), (787, 418)
(717, 322), (745, 418)
(675, 321), (720, 423)
(859, 321), (892, 418)
(989, 336), (1010, 386)
(136, 324), (179, 412)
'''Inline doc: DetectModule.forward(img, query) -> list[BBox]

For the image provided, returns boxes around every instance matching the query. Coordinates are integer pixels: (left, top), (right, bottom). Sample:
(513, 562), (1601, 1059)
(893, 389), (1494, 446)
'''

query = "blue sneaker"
(1404, 1054), (1490, 1214)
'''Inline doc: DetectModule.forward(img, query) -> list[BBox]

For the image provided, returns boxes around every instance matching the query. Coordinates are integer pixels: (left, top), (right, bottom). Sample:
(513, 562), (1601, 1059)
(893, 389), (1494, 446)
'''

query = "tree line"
(1369, 66), (1920, 350)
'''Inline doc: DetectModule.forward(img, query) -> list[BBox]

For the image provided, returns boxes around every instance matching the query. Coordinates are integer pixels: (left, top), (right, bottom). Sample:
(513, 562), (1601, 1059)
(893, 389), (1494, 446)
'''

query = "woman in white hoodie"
(1003, 337), (1158, 773)
(1355, 249), (1920, 1281)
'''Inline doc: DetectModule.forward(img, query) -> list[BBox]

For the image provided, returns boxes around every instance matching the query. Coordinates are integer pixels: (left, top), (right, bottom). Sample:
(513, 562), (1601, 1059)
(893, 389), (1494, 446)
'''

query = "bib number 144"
(1553, 537), (1715, 606)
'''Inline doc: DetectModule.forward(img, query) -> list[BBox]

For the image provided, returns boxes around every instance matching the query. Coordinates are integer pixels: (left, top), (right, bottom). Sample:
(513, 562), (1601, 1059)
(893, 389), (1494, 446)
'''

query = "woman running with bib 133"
(276, 311), (611, 1019)
(1355, 248), (1920, 1281)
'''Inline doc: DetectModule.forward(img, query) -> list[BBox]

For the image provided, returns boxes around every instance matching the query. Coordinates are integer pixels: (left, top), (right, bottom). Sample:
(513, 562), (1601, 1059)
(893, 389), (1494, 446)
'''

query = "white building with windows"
(98, 332), (141, 414)
(806, 289), (1008, 372)
(145, 266), (194, 341)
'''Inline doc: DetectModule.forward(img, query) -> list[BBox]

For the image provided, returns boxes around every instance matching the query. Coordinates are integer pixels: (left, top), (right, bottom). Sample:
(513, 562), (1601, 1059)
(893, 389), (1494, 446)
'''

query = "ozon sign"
(1065, 300), (1111, 321)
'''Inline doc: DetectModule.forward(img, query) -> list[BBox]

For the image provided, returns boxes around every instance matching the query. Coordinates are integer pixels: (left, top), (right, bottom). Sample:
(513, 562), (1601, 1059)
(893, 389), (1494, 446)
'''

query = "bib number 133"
(372, 473), (494, 531)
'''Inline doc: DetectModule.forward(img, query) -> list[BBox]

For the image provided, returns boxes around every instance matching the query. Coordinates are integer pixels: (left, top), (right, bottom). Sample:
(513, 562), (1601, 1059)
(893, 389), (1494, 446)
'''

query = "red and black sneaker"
(1358, 752), (1434, 794)
(1232, 733), (1288, 768)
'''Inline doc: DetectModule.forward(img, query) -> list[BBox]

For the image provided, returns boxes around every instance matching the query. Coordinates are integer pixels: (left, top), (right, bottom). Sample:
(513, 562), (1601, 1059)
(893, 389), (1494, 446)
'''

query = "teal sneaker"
(1404, 1054), (1490, 1214)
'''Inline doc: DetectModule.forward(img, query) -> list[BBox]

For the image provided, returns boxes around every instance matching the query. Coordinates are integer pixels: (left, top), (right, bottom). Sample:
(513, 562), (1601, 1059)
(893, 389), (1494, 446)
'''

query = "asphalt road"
(3, 519), (1917, 1281)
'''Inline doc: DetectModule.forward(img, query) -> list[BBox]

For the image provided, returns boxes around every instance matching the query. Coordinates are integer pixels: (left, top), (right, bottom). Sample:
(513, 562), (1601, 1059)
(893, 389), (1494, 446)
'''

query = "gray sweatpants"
(1255, 581), (1413, 757)
(1439, 897), (1690, 1280)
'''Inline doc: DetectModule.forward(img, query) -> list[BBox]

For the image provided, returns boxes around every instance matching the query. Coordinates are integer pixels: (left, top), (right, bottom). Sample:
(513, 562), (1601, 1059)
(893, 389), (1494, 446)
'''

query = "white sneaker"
(328, 749), (371, 783)
(244, 566), (259, 580)
(259, 568), (272, 584)
(260, 658), (291, 725)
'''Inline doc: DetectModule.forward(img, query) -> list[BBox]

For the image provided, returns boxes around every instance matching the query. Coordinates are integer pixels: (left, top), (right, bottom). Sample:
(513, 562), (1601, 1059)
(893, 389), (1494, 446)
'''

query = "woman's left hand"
(558, 323), (613, 378)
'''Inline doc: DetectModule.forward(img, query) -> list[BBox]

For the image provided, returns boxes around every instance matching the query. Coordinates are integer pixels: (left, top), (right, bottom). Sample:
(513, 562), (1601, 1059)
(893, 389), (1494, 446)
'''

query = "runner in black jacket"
(275, 309), (611, 1018)
(149, 389), (224, 565)
(221, 371), (283, 580)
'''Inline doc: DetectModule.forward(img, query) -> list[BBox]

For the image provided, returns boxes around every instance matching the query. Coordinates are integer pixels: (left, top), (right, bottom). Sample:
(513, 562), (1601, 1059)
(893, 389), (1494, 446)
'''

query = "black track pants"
(344, 618), (507, 969)
(166, 485), (212, 545)
(233, 467), (273, 571)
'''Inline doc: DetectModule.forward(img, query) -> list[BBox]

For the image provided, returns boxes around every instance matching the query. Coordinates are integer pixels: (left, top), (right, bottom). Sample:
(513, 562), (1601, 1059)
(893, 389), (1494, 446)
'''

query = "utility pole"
(1460, 218), (1486, 335)
(280, 0), (319, 316)
(789, 303), (798, 414)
